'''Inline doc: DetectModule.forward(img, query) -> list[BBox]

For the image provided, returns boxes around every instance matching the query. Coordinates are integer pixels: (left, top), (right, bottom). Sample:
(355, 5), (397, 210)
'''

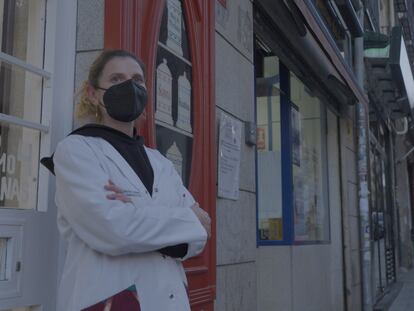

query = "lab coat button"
(169, 294), (174, 299)
(154, 187), (159, 193)
(182, 193), (186, 197)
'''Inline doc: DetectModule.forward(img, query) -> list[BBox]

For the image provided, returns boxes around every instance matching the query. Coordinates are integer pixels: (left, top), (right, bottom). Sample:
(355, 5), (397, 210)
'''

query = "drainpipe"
(354, 4), (373, 310)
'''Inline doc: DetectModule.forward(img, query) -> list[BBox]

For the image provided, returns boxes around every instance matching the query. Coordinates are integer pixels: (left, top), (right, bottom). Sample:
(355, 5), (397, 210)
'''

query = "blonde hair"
(74, 49), (146, 123)
(75, 80), (102, 123)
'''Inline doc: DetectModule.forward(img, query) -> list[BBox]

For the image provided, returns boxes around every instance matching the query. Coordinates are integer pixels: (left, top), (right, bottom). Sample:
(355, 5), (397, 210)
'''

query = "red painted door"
(104, 1), (216, 310)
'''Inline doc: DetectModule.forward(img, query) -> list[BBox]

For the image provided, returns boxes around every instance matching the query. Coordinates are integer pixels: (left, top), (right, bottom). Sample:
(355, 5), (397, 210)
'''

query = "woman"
(43, 50), (211, 310)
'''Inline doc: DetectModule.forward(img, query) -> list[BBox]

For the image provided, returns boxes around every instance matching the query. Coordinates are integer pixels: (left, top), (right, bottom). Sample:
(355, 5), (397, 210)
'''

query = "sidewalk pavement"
(388, 268), (414, 311)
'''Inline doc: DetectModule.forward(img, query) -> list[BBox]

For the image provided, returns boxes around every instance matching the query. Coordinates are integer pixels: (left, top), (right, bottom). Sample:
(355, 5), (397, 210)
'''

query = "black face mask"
(97, 79), (148, 122)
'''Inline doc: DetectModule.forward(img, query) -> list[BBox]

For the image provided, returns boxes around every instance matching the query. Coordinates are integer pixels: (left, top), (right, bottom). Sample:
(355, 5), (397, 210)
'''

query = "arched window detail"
(155, 0), (193, 186)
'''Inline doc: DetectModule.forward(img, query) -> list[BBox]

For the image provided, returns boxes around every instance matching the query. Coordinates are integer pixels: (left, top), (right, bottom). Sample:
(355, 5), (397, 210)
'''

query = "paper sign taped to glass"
(218, 113), (242, 200)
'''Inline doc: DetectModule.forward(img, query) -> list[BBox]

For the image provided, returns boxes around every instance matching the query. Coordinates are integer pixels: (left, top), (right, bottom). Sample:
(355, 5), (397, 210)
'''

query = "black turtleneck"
(70, 124), (154, 196)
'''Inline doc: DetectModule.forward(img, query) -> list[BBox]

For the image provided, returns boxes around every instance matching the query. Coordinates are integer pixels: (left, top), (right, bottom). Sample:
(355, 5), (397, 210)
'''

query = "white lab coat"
(54, 134), (207, 311)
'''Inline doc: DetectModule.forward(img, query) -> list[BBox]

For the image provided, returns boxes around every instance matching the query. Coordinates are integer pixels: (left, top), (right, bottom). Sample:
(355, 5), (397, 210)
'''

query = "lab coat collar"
(143, 146), (161, 192)
(99, 139), (154, 197)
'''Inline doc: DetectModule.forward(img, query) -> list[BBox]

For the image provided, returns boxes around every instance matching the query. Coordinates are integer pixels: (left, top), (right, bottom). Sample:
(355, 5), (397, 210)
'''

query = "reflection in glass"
(0, 1), (45, 212)
(256, 49), (283, 241)
(0, 0), (46, 67)
(0, 124), (39, 209)
(290, 73), (329, 242)
(0, 62), (43, 123)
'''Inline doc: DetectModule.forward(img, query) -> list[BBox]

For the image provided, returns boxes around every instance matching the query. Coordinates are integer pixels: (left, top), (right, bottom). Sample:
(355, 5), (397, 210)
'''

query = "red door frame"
(104, 0), (216, 309)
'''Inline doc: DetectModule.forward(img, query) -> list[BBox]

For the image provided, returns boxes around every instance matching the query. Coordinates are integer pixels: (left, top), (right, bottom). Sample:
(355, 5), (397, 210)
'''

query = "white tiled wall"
(215, 0), (257, 309)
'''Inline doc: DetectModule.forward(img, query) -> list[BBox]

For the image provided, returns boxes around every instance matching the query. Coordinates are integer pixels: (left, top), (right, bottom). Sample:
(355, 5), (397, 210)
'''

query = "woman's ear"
(86, 83), (99, 106)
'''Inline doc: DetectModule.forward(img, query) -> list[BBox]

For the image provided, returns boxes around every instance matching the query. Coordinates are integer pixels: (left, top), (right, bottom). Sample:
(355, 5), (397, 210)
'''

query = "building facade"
(0, 0), (414, 311)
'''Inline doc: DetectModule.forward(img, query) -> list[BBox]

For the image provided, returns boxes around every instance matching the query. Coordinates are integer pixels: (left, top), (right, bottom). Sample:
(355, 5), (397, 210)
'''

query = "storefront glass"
(290, 73), (330, 242)
(0, 0), (46, 67)
(0, 62), (43, 124)
(255, 35), (331, 243)
(255, 50), (283, 241)
(0, 0), (45, 210)
(0, 124), (39, 209)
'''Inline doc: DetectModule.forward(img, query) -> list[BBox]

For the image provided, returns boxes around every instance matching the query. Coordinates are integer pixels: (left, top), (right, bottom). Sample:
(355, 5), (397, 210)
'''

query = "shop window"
(290, 73), (330, 242)
(155, 0), (193, 186)
(255, 50), (283, 241)
(0, 0), (49, 210)
(255, 38), (330, 244)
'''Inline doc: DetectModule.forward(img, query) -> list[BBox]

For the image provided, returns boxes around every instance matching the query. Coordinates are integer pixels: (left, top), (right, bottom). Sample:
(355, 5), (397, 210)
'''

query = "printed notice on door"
(218, 113), (242, 200)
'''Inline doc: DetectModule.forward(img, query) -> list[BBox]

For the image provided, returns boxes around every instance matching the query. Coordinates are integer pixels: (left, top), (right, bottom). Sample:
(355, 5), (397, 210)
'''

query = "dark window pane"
(156, 125), (192, 186)
(156, 0), (193, 186)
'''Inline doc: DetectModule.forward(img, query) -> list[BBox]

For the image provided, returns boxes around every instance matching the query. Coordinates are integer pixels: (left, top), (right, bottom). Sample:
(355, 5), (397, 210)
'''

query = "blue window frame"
(255, 38), (330, 246)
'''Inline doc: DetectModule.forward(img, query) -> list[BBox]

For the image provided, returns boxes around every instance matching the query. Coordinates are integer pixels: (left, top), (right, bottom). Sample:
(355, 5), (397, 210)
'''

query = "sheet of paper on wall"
(218, 113), (242, 200)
